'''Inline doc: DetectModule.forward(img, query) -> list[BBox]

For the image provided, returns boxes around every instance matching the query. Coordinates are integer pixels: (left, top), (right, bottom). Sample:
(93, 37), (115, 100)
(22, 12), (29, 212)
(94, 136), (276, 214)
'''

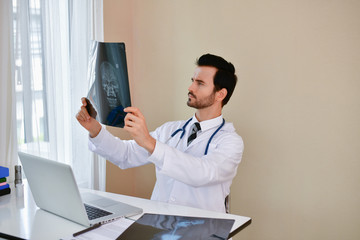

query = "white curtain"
(68, 1), (106, 190)
(0, 0), (17, 183)
(12, 0), (105, 190)
(41, 0), (72, 163)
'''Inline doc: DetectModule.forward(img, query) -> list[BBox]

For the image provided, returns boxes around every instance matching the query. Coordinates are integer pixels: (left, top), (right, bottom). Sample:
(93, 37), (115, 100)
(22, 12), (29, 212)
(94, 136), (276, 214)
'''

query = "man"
(76, 54), (244, 213)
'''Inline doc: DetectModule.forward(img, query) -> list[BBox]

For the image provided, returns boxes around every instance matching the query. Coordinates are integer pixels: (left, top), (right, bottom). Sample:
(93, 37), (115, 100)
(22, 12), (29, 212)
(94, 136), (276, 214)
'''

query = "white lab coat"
(88, 115), (244, 213)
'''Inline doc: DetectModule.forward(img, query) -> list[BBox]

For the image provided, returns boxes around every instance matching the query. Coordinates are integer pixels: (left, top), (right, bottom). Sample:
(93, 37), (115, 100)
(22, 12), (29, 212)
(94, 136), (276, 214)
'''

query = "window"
(12, 0), (99, 189)
(13, 0), (50, 155)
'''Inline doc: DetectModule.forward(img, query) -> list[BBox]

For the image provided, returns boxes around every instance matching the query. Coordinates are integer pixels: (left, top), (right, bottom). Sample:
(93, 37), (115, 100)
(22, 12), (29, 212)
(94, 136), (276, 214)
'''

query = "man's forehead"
(193, 66), (217, 79)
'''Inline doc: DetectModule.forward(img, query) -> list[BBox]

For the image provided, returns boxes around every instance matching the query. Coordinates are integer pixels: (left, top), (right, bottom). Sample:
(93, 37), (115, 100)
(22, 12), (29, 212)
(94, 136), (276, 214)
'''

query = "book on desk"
(0, 166), (10, 197)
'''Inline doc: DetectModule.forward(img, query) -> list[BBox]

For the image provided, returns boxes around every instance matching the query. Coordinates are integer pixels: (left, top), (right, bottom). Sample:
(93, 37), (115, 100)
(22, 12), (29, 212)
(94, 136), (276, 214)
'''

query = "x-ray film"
(117, 213), (235, 240)
(87, 42), (131, 128)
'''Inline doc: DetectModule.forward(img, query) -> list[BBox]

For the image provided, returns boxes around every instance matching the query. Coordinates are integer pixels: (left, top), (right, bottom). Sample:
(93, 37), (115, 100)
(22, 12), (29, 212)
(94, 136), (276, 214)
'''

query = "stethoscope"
(168, 117), (226, 155)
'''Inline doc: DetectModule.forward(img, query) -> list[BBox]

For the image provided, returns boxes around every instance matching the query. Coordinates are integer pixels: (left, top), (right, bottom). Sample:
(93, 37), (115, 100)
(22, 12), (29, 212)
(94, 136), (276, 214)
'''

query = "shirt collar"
(190, 114), (223, 132)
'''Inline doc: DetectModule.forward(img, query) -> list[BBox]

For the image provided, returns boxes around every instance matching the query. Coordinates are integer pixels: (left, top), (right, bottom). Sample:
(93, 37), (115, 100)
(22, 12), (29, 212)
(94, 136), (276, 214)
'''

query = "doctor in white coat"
(76, 54), (244, 213)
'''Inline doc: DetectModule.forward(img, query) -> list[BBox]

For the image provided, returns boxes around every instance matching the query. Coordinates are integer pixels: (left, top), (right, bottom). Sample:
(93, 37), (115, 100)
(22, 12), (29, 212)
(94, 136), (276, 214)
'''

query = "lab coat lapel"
(184, 133), (209, 155)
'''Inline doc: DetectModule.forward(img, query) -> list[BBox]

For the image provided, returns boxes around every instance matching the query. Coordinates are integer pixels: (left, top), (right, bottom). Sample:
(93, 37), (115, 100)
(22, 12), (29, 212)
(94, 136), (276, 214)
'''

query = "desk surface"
(0, 181), (251, 239)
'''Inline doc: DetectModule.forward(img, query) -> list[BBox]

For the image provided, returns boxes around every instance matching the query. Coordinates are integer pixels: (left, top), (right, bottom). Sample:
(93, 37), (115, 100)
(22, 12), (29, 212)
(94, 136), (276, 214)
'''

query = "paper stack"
(0, 166), (11, 196)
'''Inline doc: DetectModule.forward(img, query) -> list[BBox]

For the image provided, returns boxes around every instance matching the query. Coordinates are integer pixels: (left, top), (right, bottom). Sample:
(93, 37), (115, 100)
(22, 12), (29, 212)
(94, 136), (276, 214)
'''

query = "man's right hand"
(76, 97), (102, 138)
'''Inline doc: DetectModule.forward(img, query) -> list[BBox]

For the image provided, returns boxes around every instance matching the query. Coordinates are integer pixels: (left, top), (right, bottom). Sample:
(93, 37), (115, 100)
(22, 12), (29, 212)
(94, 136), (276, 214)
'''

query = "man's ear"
(216, 88), (227, 103)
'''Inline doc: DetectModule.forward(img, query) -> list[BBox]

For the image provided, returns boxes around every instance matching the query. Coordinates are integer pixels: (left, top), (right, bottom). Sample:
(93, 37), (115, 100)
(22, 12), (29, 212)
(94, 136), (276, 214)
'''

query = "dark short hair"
(196, 54), (237, 106)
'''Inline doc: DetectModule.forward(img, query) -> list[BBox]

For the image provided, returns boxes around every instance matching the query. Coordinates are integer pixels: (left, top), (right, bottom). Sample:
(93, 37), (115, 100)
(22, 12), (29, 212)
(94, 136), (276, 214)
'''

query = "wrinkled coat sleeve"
(88, 126), (151, 169)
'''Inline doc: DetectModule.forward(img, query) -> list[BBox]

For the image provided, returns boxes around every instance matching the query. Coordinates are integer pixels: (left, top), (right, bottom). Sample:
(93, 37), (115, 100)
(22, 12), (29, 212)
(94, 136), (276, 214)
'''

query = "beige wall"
(98, 0), (360, 239)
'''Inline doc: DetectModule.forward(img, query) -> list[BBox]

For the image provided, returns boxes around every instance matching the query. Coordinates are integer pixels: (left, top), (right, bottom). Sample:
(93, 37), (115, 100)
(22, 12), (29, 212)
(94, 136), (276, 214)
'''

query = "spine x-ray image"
(117, 213), (235, 240)
(87, 42), (131, 128)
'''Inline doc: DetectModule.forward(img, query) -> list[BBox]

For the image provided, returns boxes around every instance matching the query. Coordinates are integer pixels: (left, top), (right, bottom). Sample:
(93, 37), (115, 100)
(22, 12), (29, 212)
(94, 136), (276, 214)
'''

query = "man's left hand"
(124, 107), (156, 154)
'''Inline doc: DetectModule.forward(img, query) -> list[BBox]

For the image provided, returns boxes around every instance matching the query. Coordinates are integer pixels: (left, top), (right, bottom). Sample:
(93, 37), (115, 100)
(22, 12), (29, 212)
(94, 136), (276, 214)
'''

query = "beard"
(187, 91), (216, 109)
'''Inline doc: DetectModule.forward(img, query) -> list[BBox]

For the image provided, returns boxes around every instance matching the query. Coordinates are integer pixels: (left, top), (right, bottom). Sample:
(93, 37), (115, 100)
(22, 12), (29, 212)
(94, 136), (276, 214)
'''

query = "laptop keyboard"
(84, 203), (112, 220)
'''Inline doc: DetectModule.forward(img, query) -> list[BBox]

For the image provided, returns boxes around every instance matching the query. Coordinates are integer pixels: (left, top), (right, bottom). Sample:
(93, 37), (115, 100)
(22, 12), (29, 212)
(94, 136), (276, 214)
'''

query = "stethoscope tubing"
(169, 117), (225, 155)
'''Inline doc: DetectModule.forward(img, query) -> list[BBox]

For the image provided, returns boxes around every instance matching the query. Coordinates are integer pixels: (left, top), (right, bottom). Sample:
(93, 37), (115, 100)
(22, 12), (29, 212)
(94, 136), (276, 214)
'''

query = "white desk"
(0, 181), (251, 239)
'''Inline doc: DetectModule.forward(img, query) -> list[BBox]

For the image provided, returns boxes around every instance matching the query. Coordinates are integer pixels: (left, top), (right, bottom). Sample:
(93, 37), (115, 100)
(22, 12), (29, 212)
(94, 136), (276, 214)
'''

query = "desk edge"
(228, 218), (252, 238)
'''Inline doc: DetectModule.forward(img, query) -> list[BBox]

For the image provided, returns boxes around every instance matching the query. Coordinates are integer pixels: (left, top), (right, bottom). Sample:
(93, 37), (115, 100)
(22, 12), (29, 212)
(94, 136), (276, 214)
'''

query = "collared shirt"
(189, 114), (223, 141)
(89, 116), (244, 213)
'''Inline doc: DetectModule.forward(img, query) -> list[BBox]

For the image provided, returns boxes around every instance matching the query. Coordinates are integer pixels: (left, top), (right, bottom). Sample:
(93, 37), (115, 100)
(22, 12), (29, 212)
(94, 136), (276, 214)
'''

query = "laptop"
(18, 152), (143, 227)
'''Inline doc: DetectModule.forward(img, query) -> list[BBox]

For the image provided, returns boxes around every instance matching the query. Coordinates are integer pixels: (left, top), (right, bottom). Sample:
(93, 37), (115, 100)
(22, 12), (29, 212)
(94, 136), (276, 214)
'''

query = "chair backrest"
(225, 195), (230, 213)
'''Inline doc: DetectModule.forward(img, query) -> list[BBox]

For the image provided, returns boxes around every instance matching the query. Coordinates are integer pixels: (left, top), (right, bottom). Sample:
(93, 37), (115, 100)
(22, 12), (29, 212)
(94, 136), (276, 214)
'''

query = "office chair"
(225, 195), (230, 213)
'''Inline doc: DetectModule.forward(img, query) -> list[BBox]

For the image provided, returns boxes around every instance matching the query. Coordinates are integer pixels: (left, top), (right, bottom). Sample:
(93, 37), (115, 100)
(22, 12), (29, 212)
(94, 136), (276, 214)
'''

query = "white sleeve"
(147, 133), (244, 187)
(88, 126), (151, 169)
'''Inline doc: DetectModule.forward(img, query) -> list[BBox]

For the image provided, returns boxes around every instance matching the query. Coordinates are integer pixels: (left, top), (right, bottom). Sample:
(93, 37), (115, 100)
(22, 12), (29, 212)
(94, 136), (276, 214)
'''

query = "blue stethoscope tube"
(170, 118), (225, 155)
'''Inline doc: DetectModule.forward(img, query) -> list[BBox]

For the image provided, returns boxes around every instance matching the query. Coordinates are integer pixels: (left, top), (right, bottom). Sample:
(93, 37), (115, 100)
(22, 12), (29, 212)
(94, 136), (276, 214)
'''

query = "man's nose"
(188, 82), (195, 92)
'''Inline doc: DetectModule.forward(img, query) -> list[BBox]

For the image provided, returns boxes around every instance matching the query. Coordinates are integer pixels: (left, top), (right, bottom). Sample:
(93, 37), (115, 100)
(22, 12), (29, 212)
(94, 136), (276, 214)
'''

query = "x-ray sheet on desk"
(87, 41), (131, 128)
(117, 213), (235, 240)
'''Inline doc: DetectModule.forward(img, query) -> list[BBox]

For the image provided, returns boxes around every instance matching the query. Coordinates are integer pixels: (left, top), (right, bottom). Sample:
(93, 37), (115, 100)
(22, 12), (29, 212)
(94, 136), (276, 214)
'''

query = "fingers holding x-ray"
(123, 108), (156, 153)
(77, 106), (90, 122)
(124, 107), (142, 127)
(124, 107), (143, 117)
(124, 114), (136, 127)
